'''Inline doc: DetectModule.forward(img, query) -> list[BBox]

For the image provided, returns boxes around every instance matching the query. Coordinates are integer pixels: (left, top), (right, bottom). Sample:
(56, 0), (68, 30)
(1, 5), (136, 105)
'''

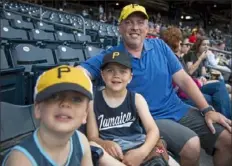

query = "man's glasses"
(181, 43), (191, 47)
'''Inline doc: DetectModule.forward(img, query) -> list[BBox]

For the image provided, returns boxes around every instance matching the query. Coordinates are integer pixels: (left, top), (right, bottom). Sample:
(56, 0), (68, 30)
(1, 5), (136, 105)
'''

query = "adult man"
(79, 4), (232, 166)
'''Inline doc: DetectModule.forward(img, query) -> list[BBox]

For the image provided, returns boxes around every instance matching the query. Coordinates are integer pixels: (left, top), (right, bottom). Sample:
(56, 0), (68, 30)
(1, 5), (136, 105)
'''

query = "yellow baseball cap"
(118, 4), (149, 23)
(34, 65), (93, 102)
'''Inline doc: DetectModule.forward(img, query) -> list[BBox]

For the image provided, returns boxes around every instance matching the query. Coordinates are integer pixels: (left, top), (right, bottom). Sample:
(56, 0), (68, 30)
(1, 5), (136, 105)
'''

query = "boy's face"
(35, 91), (89, 134)
(101, 63), (132, 92)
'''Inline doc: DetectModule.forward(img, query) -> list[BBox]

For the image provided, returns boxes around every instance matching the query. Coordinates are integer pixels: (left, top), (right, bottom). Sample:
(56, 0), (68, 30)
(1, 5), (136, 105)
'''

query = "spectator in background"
(196, 28), (205, 39)
(82, 9), (89, 19)
(161, 26), (231, 119)
(153, 24), (160, 36)
(89, 8), (93, 19)
(99, 5), (104, 15)
(188, 30), (197, 43)
(146, 22), (156, 38)
(99, 13), (107, 23)
(180, 37), (192, 56)
(206, 41), (231, 74)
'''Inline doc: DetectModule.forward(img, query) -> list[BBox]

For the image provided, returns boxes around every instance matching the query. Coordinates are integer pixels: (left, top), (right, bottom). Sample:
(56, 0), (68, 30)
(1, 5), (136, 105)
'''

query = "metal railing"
(209, 47), (232, 57)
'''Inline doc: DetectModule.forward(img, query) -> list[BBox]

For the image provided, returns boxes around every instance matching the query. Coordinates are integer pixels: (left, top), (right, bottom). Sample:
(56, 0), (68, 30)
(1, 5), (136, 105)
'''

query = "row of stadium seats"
(1, 17), (92, 42)
(0, 42), (104, 105)
(2, 2), (120, 37)
(0, 0), (117, 105)
(0, 12), (118, 46)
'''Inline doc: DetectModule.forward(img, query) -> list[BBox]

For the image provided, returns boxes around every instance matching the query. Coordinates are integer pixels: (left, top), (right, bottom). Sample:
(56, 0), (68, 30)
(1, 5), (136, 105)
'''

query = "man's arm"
(78, 48), (114, 80)
(135, 93), (159, 156)
(173, 69), (209, 110)
(79, 132), (94, 166)
(77, 66), (93, 80)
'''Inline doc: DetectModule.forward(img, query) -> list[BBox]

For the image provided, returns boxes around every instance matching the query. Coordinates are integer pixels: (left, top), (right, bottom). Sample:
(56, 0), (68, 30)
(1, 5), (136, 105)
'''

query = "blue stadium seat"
(0, 102), (35, 151)
(55, 31), (75, 42)
(10, 43), (57, 103)
(84, 45), (104, 60)
(2, 11), (22, 20)
(29, 29), (55, 41)
(34, 21), (55, 32)
(0, 19), (10, 27)
(0, 26), (28, 40)
(54, 45), (85, 66)
(10, 19), (34, 30)
(10, 44), (55, 72)
(0, 45), (25, 105)
(86, 29), (99, 42)
(75, 33), (92, 42)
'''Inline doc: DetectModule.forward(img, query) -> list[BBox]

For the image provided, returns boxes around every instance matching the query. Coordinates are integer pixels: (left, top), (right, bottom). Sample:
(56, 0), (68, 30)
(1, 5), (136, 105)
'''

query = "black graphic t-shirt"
(94, 90), (146, 150)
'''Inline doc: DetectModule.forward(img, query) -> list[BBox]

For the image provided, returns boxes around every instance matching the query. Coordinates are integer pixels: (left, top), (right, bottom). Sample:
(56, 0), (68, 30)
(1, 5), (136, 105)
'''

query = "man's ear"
(34, 102), (41, 120)
(118, 23), (123, 34)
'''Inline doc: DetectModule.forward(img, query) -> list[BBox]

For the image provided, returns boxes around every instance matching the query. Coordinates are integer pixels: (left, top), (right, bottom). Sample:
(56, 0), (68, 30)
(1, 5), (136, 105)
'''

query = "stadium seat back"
(55, 31), (75, 42)
(29, 29), (55, 41)
(11, 44), (55, 72)
(0, 47), (9, 69)
(84, 46), (104, 60)
(2, 11), (22, 20)
(55, 45), (85, 66)
(75, 33), (92, 42)
(0, 46), (25, 104)
(34, 21), (55, 32)
(10, 19), (34, 30)
(0, 102), (35, 143)
(1, 26), (28, 40)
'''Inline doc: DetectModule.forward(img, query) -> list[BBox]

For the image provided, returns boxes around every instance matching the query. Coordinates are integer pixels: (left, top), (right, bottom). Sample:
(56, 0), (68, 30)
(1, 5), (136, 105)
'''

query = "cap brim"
(35, 83), (93, 102)
(100, 60), (132, 70)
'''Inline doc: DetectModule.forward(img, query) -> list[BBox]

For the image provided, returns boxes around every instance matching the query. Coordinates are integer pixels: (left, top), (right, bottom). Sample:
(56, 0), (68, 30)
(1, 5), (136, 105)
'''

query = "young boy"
(87, 51), (161, 166)
(3, 65), (94, 166)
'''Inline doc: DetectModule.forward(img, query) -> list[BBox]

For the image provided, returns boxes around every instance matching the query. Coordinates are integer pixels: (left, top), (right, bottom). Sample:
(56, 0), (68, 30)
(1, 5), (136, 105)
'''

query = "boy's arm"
(4, 150), (32, 166)
(135, 93), (160, 156)
(86, 101), (104, 145)
(86, 101), (123, 160)
(79, 132), (93, 166)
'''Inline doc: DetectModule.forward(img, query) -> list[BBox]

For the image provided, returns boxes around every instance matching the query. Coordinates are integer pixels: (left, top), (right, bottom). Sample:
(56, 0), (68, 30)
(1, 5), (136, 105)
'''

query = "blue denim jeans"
(183, 80), (231, 119)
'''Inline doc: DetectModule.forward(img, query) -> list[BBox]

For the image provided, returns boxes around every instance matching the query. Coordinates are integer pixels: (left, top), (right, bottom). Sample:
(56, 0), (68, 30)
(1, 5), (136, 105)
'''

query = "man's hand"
(205, 111), (232, 134)
(101, 140), (124, 161)
(122, 148), (147, 166)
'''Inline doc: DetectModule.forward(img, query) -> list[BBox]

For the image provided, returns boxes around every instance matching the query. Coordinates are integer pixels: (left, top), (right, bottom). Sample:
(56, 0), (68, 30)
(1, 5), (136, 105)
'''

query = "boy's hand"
(102, 140), (124, 160)
(122, 148), (146, 166)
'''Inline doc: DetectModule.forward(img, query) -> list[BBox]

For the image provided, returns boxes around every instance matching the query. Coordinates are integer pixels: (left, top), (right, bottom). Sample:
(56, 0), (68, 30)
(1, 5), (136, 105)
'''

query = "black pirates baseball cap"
(101, 51), (132, 70)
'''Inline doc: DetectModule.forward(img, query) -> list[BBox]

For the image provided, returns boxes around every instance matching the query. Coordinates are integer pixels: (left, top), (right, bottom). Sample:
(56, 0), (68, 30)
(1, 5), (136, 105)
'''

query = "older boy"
(87, 51), (161, 166)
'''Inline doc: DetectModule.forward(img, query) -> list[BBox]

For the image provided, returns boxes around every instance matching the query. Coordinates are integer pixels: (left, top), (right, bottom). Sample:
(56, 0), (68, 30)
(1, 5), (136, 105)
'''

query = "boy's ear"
(101, 70), (106, 82)
(34, 102), (41, 120)
(83, 100), (92, 124)
(128, 72), (133, 84)
(81, 112), (87, 124)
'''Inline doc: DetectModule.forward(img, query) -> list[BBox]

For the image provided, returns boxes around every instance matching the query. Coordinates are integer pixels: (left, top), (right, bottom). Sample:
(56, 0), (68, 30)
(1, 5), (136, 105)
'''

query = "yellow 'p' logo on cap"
(112, 52), (120, 59)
